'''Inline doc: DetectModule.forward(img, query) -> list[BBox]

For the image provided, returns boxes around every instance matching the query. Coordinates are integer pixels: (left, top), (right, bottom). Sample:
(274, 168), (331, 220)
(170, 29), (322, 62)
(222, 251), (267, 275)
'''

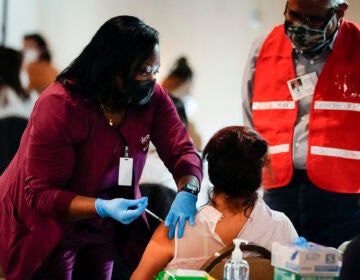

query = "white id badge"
(118, 157), (133, 186)
(287, 72), (318, 101)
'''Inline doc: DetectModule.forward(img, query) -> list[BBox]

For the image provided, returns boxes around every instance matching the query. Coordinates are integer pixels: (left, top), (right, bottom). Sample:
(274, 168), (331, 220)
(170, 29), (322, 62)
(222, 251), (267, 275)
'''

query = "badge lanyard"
(116, 130), (133, 187)
(287, 72), (318, 101)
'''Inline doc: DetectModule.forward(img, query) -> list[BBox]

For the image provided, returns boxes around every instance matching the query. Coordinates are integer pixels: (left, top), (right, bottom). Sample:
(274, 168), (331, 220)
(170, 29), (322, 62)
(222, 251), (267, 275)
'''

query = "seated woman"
(131, 126), (298, 280)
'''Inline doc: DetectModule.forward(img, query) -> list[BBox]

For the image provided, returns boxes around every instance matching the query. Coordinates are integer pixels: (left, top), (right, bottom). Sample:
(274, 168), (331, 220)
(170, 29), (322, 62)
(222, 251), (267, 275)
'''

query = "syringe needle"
(145, 208), (164, 223)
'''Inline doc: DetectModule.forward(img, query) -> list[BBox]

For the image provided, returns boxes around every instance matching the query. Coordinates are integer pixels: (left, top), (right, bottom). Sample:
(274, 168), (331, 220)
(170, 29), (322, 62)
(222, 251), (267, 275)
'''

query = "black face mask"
(123, 79), (155, 108)
(101, 79), (155, 110)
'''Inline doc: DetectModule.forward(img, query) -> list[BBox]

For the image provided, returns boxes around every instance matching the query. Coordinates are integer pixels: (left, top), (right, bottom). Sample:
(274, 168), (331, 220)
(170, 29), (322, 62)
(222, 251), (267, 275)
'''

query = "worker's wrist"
(180, 183), (199, 196)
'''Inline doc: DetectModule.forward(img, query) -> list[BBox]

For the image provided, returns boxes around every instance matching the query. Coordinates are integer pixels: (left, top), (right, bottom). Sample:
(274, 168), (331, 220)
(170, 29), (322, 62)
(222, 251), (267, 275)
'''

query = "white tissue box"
(274, 267), (340, 280)
(271, 241), (341, 276)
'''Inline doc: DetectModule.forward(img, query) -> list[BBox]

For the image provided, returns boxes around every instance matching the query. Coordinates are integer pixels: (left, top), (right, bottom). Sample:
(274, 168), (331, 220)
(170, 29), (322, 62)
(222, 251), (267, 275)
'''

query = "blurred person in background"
(140, 93), (212, 210)
(242, 0), (360, 248)
(0, 46), (36, 174)
(140, 94), (188, 191)
(162, 56), (202, 151)
(22, 33), (58, 94)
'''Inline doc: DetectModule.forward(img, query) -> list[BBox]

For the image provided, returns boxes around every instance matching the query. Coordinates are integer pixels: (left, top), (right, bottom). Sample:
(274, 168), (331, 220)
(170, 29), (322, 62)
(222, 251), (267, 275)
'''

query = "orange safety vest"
(253, 20), (360, 193)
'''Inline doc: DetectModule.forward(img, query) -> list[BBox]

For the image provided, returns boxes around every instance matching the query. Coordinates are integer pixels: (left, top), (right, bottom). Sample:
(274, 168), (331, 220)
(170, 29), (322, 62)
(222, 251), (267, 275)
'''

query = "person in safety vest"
(242, 0), (360, 248)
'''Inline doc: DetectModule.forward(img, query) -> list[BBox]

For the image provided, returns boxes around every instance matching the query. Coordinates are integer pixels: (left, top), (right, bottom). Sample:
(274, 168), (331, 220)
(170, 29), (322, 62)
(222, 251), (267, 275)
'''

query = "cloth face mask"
(284, 20), (332, 53)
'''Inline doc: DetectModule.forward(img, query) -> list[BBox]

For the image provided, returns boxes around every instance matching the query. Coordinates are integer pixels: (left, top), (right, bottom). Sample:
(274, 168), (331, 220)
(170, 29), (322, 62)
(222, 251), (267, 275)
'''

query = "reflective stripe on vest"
(311, 146), (360, 160)
(253, 101), (295, 110)
(269, 144), (290, 154)
(314, 101), (360, 112)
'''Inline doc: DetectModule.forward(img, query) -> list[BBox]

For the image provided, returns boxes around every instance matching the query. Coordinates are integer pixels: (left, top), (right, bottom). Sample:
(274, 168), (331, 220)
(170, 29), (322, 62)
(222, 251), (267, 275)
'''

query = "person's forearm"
(67, 195), (98, 220)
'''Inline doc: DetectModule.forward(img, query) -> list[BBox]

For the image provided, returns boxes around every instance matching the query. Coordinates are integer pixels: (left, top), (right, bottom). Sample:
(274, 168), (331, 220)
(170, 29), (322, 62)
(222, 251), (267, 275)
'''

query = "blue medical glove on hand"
(165, 191), (197, 239)
(95, 197), (148, 224)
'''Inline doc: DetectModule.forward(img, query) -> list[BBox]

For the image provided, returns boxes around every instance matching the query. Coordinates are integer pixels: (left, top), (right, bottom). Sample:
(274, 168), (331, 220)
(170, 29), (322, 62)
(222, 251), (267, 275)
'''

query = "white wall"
(1, 0), (37, 47)
(3, 0), (360, 148)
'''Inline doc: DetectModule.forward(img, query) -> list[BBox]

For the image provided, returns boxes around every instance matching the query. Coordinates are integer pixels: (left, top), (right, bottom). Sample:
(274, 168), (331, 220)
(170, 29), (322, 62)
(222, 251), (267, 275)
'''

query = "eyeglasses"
(137, 63), (160, 78)
(284, 5), (337, 29)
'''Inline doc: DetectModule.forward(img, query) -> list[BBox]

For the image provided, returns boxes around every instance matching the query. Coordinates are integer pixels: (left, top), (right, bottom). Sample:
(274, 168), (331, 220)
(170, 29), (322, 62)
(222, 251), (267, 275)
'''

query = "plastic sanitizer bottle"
(223, 239), (249, 280)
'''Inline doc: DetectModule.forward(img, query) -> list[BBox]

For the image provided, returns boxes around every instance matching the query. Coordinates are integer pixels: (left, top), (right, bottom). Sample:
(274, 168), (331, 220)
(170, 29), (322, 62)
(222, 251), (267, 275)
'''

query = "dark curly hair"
(202, 126), (269, 213)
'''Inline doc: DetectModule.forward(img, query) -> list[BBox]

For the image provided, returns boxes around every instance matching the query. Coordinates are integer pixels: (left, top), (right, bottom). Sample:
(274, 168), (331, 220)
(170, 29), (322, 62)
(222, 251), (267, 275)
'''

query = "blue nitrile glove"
(95, 197), (148, 224)
(293, 236), (309, 247)
(165, 191), (197, 239)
